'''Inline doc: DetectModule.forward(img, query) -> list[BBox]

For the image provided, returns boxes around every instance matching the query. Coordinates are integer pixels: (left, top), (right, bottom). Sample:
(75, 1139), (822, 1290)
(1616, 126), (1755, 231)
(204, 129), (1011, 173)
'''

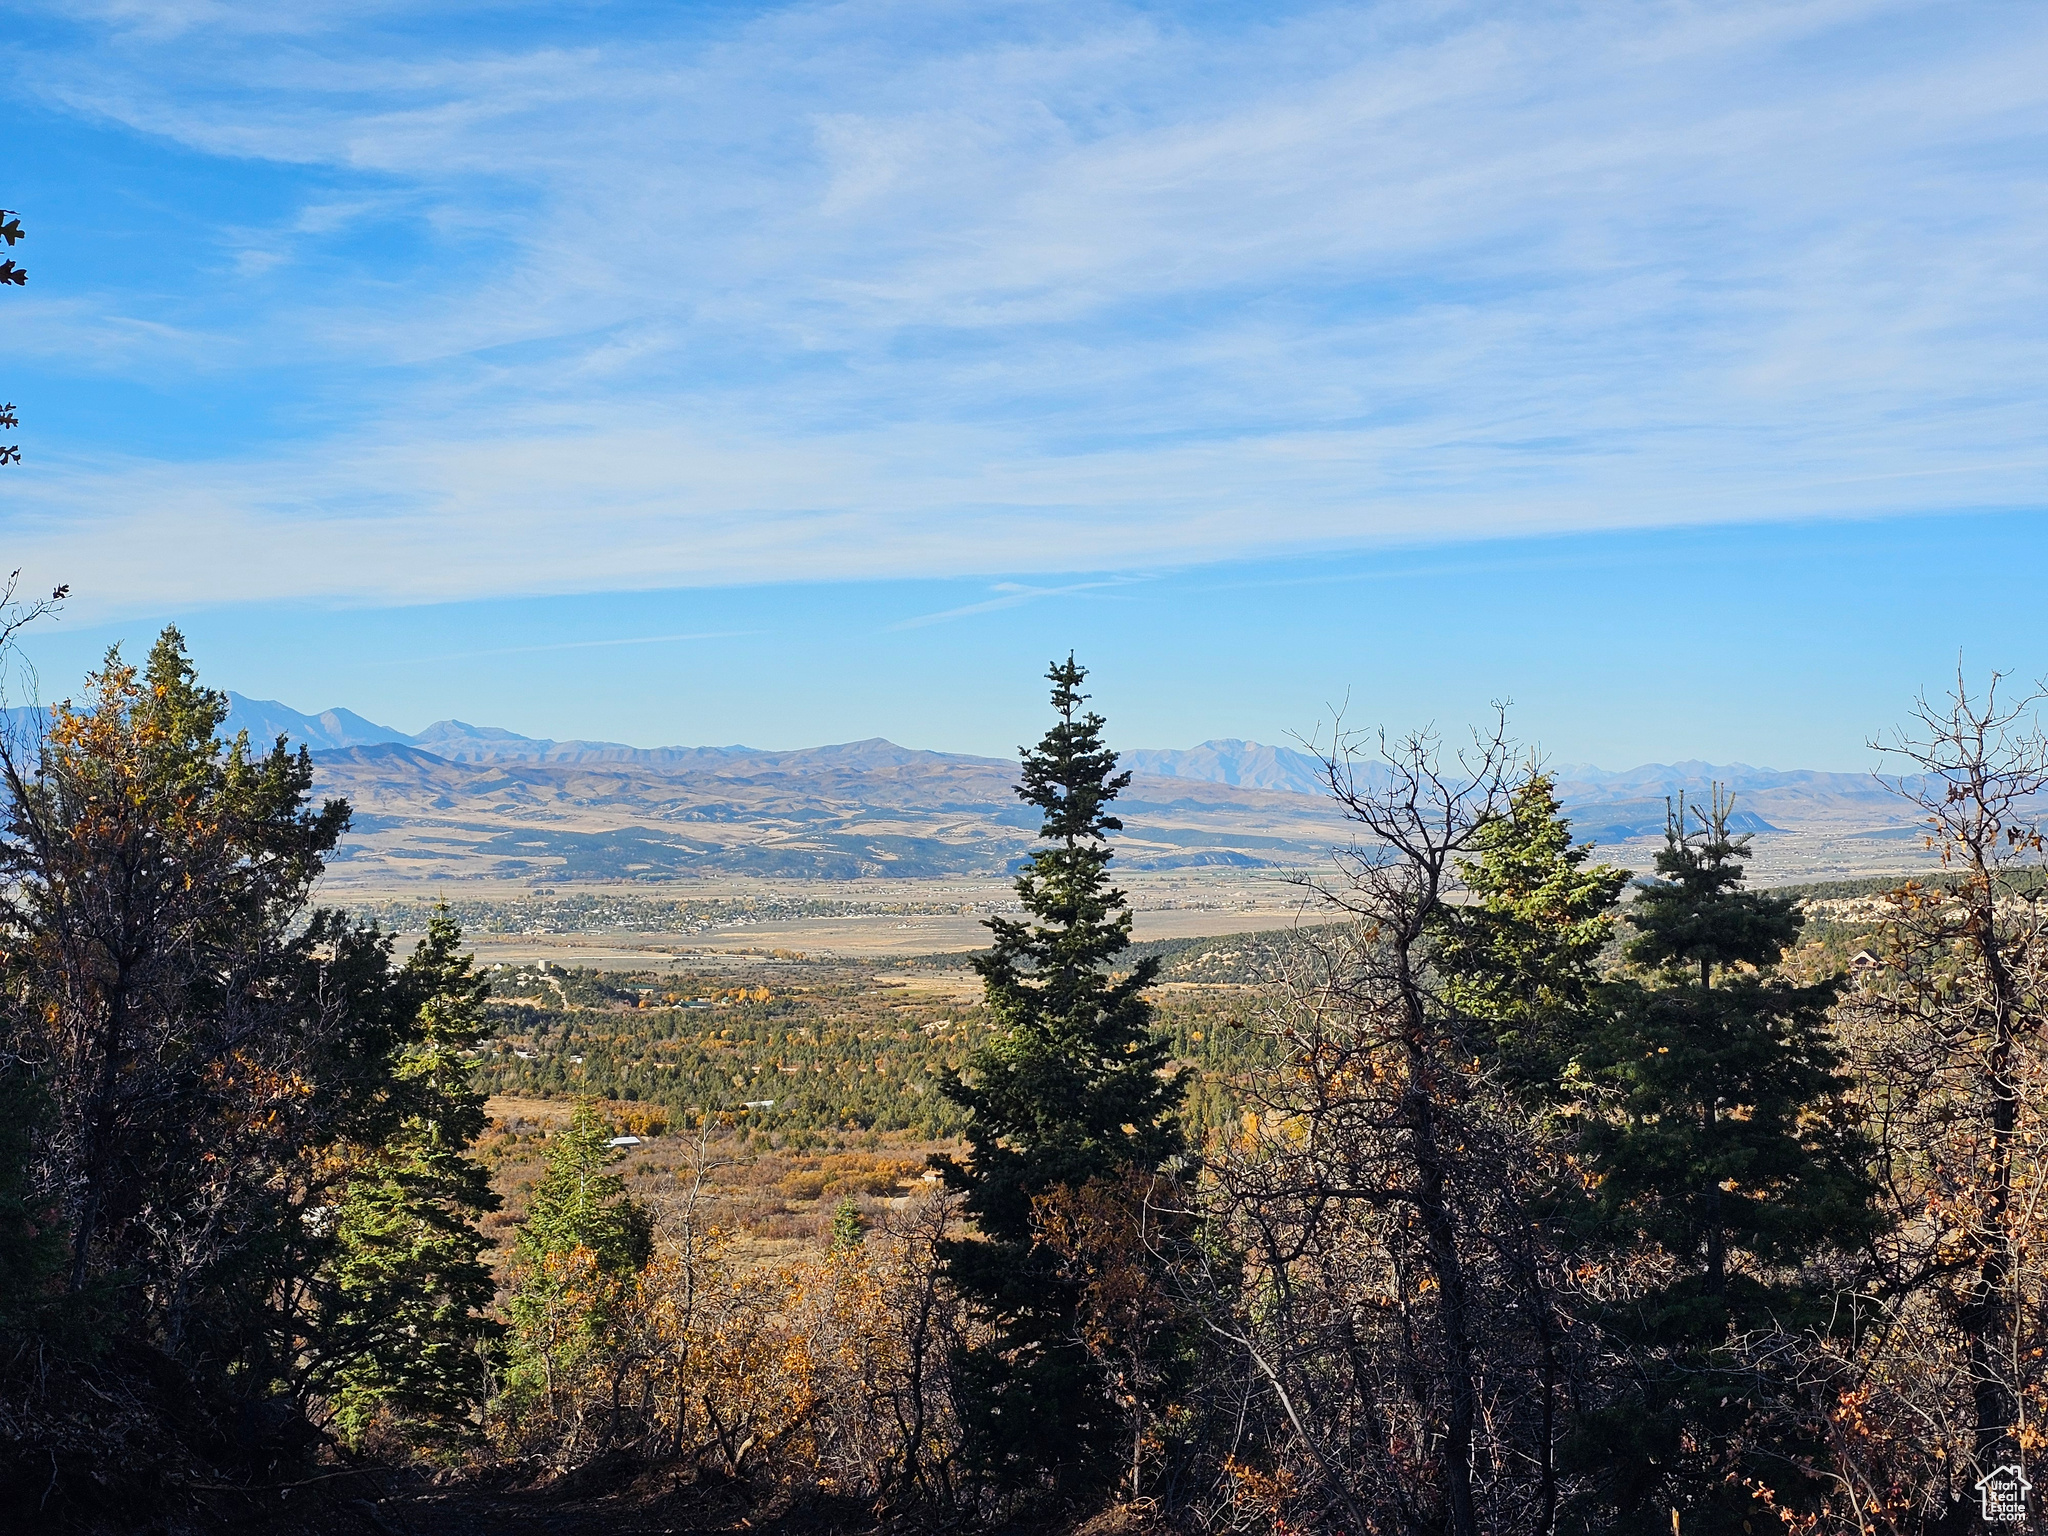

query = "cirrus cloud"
(3, 0), (2044, 615)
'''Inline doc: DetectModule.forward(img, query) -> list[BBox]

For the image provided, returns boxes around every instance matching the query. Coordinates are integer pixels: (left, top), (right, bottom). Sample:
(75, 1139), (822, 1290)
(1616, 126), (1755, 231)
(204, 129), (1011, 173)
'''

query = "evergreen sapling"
(319, 911), (505, 1453)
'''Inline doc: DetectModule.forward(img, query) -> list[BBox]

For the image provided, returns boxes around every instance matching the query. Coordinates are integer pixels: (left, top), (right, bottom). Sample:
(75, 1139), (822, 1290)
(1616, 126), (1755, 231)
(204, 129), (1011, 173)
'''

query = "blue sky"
(3, 1), (2045, 765)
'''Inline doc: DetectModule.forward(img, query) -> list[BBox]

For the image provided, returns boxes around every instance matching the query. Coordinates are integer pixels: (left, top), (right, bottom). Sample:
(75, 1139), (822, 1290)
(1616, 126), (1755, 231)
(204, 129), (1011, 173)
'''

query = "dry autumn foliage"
(493, 1168), (975, 1513)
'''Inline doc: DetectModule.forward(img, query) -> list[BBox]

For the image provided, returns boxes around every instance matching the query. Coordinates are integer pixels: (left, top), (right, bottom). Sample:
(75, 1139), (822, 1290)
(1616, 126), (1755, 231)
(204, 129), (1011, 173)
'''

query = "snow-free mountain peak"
(1121, 739), (1330, 796)
(215, 693), (1895, 814)
(211, 694), (410, 751)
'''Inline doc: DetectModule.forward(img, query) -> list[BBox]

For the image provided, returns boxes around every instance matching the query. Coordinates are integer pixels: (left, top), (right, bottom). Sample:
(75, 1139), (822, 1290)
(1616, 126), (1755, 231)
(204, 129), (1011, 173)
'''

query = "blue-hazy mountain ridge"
(220, 695), (974, 771)
(215, 697), (1892, 813)
(0, 695), (1919, 884)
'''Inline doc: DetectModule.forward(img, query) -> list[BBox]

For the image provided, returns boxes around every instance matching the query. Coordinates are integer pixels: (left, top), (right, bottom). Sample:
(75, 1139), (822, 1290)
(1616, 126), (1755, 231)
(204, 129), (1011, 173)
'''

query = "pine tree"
(1423, 767), (1628, 1532)
(1593, 788), (1879, 1294)
(501, 1100), (654, 1425)
(1624, 786), (1801, 991)
(940, 656), (1184, 1500)
(512, 1100), (653, 1284)
(1566, 788), (1885, 1532)
(318, 911), (505, 1453)
(3, 628), (354, 1316)
(1430, 766), (1629, 1100)
(1, 629), (373, 1355)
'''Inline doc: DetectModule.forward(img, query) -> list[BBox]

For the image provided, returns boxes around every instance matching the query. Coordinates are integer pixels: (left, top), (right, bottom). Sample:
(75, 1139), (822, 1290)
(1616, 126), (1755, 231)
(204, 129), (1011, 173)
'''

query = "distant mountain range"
(223, 695), (1346, 783)
(221, 694), (1009, 770)
(218, 694), (1896, 811)
(3, 692), (1929, 886)
(1122, 738), (1331, 795)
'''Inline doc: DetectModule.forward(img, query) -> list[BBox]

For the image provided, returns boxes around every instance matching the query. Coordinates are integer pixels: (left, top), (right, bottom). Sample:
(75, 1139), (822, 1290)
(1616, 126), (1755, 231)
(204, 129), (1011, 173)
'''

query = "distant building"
(606, 1135), (642, 1149)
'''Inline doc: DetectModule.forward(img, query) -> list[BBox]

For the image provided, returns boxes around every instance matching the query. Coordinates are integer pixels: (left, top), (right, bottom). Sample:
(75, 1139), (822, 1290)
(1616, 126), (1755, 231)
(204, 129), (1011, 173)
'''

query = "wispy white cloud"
(889, 577), (1153, 630)
(4, 0), (2045, 615)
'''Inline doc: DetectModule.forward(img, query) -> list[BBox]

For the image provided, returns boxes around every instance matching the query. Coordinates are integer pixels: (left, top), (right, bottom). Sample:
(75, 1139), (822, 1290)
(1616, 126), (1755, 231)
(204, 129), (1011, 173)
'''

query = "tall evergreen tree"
(940, 656), (1184, 1501)
(0, 629), (378, 1334)
(1566, 788), (1885, 1533)
(0, 628), (420, 1511)
(1431, 766), (1629, 1101)
(317, 910), (504, 1453)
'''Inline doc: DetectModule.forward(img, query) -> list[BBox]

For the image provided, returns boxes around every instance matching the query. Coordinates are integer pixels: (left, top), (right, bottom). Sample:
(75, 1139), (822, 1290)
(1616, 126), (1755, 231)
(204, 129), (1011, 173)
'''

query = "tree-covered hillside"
(473, 960), (1271, 1147)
